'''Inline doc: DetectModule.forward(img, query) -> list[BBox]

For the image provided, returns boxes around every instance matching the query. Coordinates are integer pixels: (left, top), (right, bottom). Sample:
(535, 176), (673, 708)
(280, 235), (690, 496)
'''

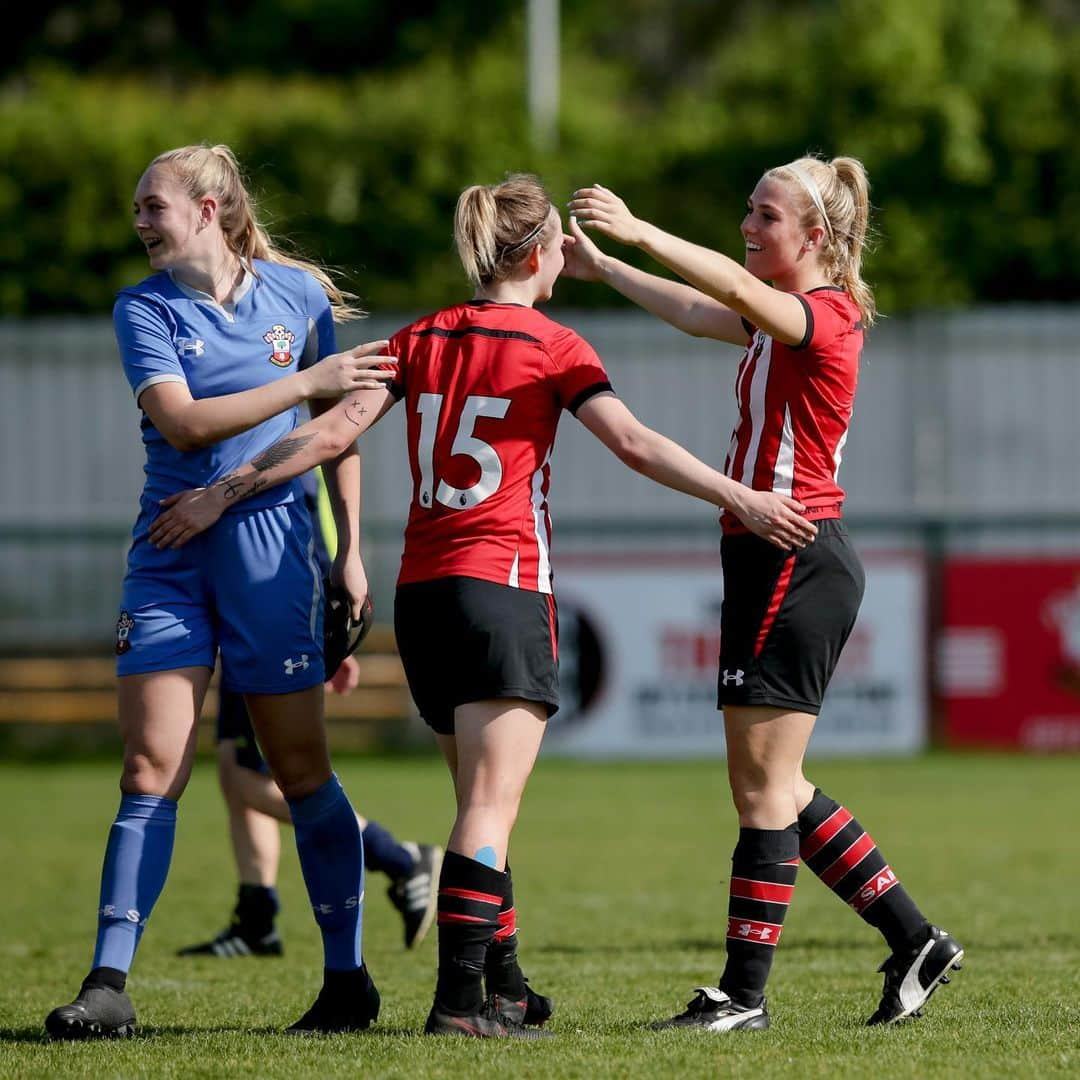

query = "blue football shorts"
(115, 497), (325, 694)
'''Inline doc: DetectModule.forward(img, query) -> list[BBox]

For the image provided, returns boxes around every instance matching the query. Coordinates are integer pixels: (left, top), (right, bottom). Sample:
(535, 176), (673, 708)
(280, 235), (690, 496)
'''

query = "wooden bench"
(0, 626), (415, 748)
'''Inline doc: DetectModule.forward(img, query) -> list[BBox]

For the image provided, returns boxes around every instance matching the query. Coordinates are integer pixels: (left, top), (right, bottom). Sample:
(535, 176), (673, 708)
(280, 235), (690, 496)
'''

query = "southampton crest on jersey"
(263, 324), (296, 367)
(115, 610), (135, 655)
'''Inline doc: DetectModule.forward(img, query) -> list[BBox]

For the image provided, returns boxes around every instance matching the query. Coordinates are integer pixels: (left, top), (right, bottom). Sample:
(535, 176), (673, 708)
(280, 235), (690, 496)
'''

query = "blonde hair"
(767, 155), (876, 328)
(453, 173), (555, 287)
(150, 144), (364, 322)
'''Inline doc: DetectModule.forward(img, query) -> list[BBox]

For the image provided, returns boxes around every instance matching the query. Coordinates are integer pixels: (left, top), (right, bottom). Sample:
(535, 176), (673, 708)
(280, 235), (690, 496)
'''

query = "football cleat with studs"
(867, 925), (964, 1025)
(424, 993), (554, 1039)
(45, 981), (137, 1041)
(651, 986), (770, 1032)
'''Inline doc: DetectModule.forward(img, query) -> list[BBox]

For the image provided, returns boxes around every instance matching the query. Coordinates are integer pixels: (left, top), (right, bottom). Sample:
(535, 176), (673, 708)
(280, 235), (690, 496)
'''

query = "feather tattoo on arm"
(252, 432), (316, 472)
(213, 433), (316, 503)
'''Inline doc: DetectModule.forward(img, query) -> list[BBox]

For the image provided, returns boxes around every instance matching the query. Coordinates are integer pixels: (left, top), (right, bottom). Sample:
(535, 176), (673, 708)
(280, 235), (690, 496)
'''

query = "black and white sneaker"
(45, 981), (137, 1040)
(285, 966), (380, 1035)
(177, 924), (283, 958)
(387, 842), (443, 949)
(424, 993), (554, 1039)
(867, 925), (964, 1025)
(651, 986), (770, 1032)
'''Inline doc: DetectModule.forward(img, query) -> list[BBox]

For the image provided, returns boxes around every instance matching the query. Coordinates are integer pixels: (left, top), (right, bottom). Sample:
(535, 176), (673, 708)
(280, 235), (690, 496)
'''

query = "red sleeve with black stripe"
(546, 325), (613, 414)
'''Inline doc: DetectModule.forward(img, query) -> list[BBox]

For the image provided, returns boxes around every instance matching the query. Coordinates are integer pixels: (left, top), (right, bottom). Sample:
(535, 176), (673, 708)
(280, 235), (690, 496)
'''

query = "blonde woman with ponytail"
(45, 145), (395, 1040)
(567, 160), (962, 1032)
(148, 172), (816, 1038)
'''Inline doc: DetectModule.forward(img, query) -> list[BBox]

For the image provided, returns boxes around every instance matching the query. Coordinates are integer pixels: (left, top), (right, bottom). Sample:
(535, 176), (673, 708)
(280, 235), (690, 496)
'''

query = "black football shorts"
(717, 518), (865, 714)
(394, 575), (559, 735)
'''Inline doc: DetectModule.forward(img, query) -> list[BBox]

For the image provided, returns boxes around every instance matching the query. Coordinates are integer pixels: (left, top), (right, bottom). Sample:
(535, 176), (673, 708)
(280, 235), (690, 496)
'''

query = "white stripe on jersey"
(132, 372), (187, 403)
(739, 337), (773, 486)
(508, 551), (520, 589)
(725, 337), (755, 478)
(833, 427), (849, 480)
(531, 448), (553, 594)
(773, 405), (795, 496)
(305, 533), (320, 640)
(301, 317), (319, 368)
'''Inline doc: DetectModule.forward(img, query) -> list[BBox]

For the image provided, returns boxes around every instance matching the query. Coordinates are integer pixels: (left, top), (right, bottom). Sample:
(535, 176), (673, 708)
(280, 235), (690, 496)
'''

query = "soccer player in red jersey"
(149, 173), (817, 1038)
(566, 158), (964, 1030)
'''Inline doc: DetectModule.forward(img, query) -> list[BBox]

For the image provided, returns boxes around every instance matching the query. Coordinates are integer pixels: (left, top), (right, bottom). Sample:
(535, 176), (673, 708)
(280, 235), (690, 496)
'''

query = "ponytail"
(150, 144), (364, 323)
(769, 154), (877, 328)
(453, 173), (554, 287)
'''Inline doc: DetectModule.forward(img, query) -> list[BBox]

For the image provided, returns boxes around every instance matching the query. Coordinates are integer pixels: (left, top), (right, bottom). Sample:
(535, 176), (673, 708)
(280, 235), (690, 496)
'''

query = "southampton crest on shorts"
(115, 610), (135, 655)
(263, 324), (296, 367)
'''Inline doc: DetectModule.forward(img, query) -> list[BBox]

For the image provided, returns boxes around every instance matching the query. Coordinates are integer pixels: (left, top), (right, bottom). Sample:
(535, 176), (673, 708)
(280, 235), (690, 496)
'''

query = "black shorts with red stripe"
(394, 575), (559, 735)
(717, 518), (864, 714)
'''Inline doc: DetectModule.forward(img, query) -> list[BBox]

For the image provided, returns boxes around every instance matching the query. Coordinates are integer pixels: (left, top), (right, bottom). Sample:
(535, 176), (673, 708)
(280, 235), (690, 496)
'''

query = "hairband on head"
(785, 163), (834, 239)
(498, 211), (550, 259)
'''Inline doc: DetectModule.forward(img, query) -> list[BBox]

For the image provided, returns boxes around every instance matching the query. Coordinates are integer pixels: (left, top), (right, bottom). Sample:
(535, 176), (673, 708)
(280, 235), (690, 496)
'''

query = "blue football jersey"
(114, 259), (336, 510)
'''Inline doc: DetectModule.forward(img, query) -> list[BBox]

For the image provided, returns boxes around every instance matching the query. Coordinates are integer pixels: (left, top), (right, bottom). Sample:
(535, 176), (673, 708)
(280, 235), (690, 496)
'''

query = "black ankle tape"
(83, 966), (127, 992)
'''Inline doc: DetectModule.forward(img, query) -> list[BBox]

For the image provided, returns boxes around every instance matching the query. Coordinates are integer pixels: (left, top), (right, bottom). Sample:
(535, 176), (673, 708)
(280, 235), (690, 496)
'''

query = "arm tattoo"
(216, 472), (247, 501)
(344, 397), (367, 426)
(252, 432), (317, 472)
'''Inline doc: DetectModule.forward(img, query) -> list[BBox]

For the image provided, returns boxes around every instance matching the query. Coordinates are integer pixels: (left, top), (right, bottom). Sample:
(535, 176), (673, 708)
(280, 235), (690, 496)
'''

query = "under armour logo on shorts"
(721, 669), (745, 686)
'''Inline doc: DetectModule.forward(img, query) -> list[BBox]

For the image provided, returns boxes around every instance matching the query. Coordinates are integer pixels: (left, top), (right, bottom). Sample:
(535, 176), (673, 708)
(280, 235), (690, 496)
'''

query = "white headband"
(785, 163), (834, 239)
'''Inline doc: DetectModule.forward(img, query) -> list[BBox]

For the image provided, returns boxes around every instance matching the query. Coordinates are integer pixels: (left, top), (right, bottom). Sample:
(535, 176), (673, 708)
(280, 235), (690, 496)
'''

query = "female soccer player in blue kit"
(45, 144), (395, 1040)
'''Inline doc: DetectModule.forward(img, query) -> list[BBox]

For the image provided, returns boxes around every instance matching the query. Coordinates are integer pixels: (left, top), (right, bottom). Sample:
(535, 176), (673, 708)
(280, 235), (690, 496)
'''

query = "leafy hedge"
(4, 0), (1079, 317)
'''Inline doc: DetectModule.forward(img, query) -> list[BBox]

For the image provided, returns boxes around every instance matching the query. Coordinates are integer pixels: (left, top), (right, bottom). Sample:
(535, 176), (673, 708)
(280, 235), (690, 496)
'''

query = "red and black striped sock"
(798, 789), (929, 954)
(435, 851), (504, 1014)
(718, 825), (800, 1008)
(484, 862), (528, 1000)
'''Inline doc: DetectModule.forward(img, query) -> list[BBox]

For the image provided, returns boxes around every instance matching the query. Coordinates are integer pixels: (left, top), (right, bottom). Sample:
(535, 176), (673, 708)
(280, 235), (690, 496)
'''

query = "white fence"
(2, 307), (1079, 647)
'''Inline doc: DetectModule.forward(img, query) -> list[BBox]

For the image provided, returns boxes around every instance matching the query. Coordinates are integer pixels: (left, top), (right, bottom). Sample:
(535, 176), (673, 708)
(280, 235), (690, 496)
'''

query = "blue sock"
(92, 794), (178, 973)
(288, 775), (365, 970)
(361, 820), (415, 880)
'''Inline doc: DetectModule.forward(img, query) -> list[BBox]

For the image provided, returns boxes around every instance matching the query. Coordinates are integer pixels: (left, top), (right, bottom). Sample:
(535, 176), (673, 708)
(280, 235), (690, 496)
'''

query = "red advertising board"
(940, 559), (1080, 750)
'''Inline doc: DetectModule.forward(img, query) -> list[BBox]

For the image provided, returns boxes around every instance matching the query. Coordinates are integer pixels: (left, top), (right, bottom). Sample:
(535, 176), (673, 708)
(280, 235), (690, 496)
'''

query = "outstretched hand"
(567, 185), (644, 247)
(729, 490), (818, 550)
(561, 216), (607, 282)
(306, 340), (397, 399)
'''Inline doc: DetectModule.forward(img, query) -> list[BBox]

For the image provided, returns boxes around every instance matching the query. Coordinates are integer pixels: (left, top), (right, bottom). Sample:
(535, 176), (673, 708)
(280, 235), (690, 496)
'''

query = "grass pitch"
(1, 752), (1077, 1078)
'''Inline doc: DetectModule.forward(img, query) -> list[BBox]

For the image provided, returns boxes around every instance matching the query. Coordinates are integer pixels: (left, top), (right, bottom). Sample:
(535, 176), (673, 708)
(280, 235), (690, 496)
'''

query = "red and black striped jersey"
(724, 287), (862, 528)
(387, 300), (612, 592)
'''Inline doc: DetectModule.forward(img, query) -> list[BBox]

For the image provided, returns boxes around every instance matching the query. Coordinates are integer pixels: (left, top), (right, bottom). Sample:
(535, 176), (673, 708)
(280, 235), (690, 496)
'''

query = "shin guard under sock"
(718, 825), (800, 1007)
(436, 851), (504, 1013)
(798, 788), (929, 954)
(92, 793), (178, 973)
(288, 775), (365, 971)
(485, 862), (527, 1000)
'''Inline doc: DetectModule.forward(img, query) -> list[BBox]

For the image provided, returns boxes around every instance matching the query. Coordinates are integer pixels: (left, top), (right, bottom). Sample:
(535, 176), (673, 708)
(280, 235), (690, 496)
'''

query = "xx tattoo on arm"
(344, 396), (368, 426)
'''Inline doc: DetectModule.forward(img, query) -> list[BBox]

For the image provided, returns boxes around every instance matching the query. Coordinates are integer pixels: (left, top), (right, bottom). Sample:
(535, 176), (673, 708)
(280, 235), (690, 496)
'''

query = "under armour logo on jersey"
(177, 337), (205, 357)
(721, 669), (745, 686)
(283, 654), (310, 675)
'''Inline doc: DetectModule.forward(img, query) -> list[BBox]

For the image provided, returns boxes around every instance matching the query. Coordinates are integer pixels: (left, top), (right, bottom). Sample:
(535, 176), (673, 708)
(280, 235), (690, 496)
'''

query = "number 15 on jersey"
(416, 393), (511, 510)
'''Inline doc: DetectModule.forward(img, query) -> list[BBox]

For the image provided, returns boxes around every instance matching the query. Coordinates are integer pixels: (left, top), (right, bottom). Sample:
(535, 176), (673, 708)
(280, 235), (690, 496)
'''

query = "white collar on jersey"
(169, 264), (256, 313)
